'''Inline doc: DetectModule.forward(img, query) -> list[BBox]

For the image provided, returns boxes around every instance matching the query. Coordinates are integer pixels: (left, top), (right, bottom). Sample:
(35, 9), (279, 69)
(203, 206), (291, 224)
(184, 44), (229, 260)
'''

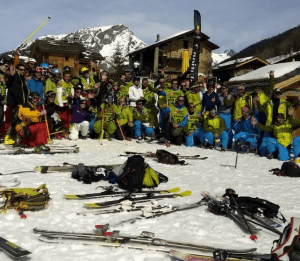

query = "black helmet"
(29, 92), (40, 102)
(46, 90), (56, 98)
(133, 76), (140, 82)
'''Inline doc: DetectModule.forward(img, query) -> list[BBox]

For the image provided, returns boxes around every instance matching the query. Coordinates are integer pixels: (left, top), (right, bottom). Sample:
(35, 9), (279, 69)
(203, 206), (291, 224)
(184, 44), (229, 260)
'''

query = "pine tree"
(107, 44), (126, 82)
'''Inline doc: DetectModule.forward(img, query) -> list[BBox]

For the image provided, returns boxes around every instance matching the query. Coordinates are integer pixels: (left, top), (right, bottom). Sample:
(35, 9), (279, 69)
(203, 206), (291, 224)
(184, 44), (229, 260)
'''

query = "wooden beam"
(275, 75), (300, 90)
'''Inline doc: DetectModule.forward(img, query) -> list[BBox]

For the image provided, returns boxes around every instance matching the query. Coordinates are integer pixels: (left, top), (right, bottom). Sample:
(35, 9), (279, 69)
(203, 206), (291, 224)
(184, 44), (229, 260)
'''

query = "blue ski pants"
(134, 120), (154, 138)
(233, 132), (259, 148)
(204, 131), (229, 148)
(185, 127), (204, 147)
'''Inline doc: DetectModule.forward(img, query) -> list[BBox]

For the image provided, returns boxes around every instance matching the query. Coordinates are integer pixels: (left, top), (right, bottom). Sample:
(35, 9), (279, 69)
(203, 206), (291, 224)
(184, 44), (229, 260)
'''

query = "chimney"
(156, 34), (160, 42)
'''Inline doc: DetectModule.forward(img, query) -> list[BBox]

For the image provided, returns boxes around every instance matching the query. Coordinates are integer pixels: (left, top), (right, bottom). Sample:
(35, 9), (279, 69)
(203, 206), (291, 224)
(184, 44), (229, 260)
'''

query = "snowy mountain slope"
(0, 138), (294, 261)
(12, 24), (147, 63)
(212, 49), (236, 66)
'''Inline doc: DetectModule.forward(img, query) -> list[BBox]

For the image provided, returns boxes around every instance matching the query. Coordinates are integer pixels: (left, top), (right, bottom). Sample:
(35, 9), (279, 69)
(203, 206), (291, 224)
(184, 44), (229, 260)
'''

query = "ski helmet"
(133, 76), (140, 82)
(29, 92), (40, 102)
(52, 68), (61, 75)
(81, 67), (89, 74)
(40, 63), (49, 69)
(46, 91), (56, 98)
(63, 66), (71, 71)
(26, 58), (36, 64)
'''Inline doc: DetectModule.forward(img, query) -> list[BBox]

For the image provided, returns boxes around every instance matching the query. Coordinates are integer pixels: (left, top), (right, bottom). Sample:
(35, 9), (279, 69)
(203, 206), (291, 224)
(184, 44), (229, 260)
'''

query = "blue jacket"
(233, 116), (261, 135)
(71, 105), (94, 124)
(202, 92), (220, 111)
(27, 77), (44, 105)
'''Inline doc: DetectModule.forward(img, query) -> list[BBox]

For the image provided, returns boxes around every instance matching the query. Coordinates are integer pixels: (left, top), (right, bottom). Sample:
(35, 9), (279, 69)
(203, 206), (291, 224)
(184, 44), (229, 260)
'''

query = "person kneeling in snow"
(252, 113), (300, 161)
(15, 92), (48, 148)
(203, 106), (228, 151)
(184, 103), (204, 147)
(233, 106), (261, 152)
(69, 99), (94, 140)
(133, 99), (155, 142)
(93, 95), (120, 140)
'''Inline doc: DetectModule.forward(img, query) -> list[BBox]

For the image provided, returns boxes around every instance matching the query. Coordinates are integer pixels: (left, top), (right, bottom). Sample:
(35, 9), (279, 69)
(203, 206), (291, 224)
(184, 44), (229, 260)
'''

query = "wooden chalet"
(128, 30), (219, 79)
(213, 57), (269, 82)
(30, 40), (104, 75)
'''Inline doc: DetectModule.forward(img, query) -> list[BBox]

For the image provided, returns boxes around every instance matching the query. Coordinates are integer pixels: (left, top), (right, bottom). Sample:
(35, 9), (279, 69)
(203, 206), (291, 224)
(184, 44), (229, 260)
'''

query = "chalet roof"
(128, 29), (219, 55)
(31, 39), (86, 54)
(267, 50), (300, 64)
(213, 56), (269, 70)
(226, 62), (300, 91)
(80, 51), (104, 62)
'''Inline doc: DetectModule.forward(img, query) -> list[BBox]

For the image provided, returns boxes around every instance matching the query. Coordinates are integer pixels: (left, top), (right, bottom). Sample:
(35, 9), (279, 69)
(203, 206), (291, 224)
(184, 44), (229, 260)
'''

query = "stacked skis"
(33, 226), (259, 257)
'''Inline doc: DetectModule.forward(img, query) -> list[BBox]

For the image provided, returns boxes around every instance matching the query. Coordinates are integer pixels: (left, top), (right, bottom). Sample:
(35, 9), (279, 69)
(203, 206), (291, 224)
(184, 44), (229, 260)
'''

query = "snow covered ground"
(0, 139), (298, 261)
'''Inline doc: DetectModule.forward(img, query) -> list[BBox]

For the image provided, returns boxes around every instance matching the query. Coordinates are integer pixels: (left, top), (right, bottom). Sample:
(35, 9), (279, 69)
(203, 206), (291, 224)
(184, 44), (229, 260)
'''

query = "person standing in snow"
(128, 76), (144, 109)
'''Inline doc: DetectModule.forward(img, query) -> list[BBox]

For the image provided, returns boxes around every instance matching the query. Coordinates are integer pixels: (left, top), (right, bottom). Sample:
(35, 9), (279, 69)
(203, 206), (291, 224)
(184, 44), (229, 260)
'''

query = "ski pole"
(113, 108), (127, 145)
(225, 189), (257, 241)
(235, 141), (240, 169)
(42, 104), (52, 149)
(99, 110), (105, 145)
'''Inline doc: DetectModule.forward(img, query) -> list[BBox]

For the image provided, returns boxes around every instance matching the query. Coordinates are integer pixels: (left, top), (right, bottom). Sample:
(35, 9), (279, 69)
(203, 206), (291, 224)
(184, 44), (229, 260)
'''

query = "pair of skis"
(120, 151), (208, 160)
(0, 145), (79, 155)
(33, 227), (258, 257)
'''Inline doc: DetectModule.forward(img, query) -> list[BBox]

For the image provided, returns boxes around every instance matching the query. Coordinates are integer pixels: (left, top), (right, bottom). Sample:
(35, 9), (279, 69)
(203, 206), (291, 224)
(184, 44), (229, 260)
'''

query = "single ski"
(84, 191), (192, 209)
(122, 151), (206, 160)
(34, 163), (119, 174)
(201, 192), (261, 236)
(64, 187), (180, 200)
(0, 148), (79, 155)
(0, 236), (31, 259)
(170, 250), (271, 261)
(33, 227), (257, 255)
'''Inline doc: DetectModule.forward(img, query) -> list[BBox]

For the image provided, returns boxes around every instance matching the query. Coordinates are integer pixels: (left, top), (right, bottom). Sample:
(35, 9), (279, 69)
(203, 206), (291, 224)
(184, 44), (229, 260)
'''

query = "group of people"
(0, 58), (300, 161)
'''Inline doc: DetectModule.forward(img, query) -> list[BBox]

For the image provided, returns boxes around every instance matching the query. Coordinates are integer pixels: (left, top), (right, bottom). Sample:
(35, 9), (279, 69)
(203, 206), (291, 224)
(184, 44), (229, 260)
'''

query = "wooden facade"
(30, 40), (104, 76)
(128, 30), (219, 79)
(213, 57), (269, 82)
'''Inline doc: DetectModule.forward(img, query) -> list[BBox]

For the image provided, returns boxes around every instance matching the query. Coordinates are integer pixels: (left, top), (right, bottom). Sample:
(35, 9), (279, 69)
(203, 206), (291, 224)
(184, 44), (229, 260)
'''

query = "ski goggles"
(210, 110), (216, 114)
(32, 96), (40, 102)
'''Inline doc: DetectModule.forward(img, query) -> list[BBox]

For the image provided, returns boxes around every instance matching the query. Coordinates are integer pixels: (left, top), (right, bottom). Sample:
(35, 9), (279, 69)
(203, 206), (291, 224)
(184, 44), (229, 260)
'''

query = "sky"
(1, 0), (300, 54)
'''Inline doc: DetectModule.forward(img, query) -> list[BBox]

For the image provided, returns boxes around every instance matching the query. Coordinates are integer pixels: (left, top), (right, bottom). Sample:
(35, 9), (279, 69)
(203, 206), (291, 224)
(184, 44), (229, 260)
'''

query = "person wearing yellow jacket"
(203, 107), (228, 151)
(252, 113), (300, 161)
(15, 92), (48, 148)
(115, 97), (134, 140)
(79, 67), (95, 90)
(186, 83), (202, 113)
(225, 85), (252, 121)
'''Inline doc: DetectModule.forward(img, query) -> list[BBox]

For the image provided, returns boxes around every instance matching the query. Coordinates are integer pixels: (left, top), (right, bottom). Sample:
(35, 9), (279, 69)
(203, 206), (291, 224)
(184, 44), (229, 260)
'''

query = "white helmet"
(26, 58), (36, 64)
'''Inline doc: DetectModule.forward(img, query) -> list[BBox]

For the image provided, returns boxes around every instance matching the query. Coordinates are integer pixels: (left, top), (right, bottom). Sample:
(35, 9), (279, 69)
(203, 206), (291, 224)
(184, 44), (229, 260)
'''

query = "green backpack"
(0, 184), (50, 213)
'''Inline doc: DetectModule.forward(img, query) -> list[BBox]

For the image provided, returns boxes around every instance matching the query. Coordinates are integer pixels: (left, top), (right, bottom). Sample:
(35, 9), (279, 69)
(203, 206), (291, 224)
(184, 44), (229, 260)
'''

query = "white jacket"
(128, 85), (144, 107)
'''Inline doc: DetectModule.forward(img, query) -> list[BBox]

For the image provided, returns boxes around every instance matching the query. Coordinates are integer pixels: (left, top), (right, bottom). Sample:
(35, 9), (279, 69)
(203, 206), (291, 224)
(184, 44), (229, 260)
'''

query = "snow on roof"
(214, 56), (254, 69)
(229, 62), (300, 82)
(267, 51), (300, 64)
(128, 29), (193, 54)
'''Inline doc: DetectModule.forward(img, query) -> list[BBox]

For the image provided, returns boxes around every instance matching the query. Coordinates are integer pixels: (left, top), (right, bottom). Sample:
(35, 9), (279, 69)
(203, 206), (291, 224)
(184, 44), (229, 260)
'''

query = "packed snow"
(213, 57), (254, 70)
(267, 51), (300, 65)
(211, 52), (231, 67)
(0, 139), (297, 261)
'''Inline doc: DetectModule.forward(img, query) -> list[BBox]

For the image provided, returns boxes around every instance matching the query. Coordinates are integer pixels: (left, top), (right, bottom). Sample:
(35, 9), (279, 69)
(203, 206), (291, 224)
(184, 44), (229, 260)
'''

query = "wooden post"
(154, 46), (159, 76)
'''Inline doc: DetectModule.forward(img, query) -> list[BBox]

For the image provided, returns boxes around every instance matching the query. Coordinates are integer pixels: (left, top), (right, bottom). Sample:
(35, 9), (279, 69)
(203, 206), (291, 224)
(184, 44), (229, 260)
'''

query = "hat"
(273, 89), (282, 94)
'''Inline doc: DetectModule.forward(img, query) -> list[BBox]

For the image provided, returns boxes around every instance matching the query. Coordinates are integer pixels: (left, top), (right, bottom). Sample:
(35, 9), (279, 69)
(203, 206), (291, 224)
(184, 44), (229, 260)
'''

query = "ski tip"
(64, 195), (79, 199)
(177, 191), (192, 197)
(84, 203), (99, 208)
(163, 187), (180, 194)
(34, 166), (48, 173)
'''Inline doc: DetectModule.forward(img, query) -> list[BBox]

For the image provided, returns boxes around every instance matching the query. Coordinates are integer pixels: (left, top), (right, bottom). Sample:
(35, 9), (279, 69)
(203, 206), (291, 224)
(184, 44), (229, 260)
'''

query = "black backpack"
(270, 162), (300, 177)
(117, 155), (146, 191)
(156, 150), (185, 165)
(234, 196), (280, 219)
(71, 163), (104, 184)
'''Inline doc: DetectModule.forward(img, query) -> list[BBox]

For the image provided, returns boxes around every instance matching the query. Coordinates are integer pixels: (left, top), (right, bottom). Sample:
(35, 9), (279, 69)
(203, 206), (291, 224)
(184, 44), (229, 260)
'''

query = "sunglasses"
(18, 68), (25, 71)
(137, 103), (143, 106)
(75, 91), (82, 93)
(237, 89), (244, 91)
(178, 100), (185, 102)
(189, 106), (195, 108)
(220, 88), (226, 90)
